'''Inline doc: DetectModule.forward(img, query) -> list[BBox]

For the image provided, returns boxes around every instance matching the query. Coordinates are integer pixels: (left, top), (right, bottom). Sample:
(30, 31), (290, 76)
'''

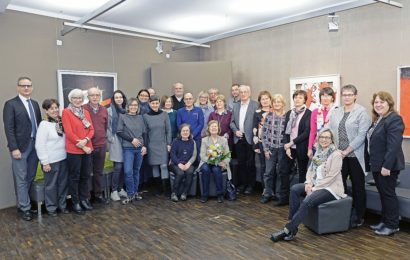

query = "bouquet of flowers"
(207, 143), (231, 166)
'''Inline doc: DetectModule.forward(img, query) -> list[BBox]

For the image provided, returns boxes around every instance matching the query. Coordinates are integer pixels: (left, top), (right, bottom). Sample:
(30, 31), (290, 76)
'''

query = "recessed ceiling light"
(231, 0), (311, 14)
(42, 0), (109, 13)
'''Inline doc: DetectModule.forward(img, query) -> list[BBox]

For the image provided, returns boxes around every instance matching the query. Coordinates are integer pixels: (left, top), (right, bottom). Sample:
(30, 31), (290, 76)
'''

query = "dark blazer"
(3, 95), (42, 152)
(171, 95), (185, 111)
(284, 108), (311, 161)
(364, 112), (405, 172)
(230, 100), (259, 144)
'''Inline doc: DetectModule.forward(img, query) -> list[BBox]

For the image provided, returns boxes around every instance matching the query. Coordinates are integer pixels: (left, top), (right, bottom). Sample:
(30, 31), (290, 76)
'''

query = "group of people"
(3, 77), (405, 241)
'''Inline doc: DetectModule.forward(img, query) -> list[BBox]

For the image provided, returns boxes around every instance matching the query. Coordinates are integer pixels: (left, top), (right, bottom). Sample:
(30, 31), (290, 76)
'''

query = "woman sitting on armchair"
(270, 128), (346, 242)
(199, 120), (231, 203)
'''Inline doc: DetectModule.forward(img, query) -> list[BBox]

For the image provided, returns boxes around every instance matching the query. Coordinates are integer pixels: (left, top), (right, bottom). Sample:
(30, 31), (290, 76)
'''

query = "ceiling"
(2, 0), (402, 46)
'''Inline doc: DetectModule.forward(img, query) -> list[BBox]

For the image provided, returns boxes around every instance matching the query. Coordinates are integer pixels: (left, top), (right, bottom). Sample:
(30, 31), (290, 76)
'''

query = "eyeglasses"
(342, 94), (355, 97)
(139, 94), (149, 97)
(18, 84), (32, 88)
(71, 97), (83, 100)
(318, 136), (332, 140)
(88, 94), (101, 97)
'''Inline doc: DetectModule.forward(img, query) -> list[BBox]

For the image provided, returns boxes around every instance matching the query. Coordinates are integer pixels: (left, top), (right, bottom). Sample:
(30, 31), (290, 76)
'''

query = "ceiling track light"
(156, 40), (163, 54)
(328, 13), (339, 32)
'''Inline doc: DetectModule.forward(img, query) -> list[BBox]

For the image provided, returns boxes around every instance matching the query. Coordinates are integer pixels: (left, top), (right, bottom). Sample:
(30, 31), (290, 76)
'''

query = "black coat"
(284, 108), (311, 161)
(3, 96), (42, 152)
(365, 112), (405, 172)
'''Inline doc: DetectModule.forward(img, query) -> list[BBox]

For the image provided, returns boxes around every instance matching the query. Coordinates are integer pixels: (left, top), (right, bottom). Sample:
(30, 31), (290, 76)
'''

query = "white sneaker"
(110, 191), (121, 201)
(119, 189), (127, 198)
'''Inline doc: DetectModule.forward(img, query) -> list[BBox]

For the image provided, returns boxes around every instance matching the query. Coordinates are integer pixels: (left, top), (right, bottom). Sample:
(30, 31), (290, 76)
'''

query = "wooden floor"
(1, 191), (409, 259)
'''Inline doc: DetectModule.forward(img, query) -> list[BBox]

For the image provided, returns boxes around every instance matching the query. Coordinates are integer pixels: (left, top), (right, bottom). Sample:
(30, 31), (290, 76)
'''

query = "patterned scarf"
(47, 116), (64, 136)
(309, 143), (336, 181)
(316, 103), (337, 132)
(68, 103), (91, 129)
(285, 105), (306, 134)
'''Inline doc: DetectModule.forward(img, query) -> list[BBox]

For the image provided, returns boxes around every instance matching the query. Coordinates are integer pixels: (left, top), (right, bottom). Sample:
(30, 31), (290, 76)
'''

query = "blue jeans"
(201, 163), (223, 197)
(123, 147), (143, 197)
(285, 183), (335, 233)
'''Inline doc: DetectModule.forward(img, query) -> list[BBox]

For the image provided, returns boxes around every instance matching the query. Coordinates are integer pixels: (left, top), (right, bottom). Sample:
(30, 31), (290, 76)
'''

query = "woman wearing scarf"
(35, 99), (68, 216)
(307, 87), (338, 158)
(107, 90), (128, 201)
(143, 95), (172, 197)
(270, 128), (345, 242)
(365, 91), (404, 236)
(62, 89), (94, 214)
(278, 90), (311, 206)
(137, 89), (151, 115)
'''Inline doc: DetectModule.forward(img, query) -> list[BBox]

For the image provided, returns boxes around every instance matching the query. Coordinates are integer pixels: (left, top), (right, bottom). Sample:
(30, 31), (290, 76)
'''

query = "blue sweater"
(176, 107), (204, 140)
(170, 138), (197, 165)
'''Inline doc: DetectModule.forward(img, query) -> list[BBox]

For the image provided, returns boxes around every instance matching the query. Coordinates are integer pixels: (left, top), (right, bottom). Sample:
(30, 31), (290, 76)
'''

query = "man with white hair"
(84, 87), (108, 204)
(171, 82), (185, 110)
(208, 88), (219, 108)
(230, 85), (258, 195)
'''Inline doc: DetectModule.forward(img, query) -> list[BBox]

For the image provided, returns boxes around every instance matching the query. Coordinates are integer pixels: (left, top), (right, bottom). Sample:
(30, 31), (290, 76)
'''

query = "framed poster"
(57, 70), (117, 109)
(397, 66), (410, 138)
(289, 74), (341, 110)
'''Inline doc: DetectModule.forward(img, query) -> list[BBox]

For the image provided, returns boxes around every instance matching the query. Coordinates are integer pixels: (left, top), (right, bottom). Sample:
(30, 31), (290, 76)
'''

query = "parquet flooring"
(0, 192), (409, 259)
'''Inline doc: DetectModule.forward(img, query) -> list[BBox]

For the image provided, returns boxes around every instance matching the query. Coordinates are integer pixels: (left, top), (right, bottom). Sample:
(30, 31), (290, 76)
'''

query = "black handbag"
(226, 180), (237, 201)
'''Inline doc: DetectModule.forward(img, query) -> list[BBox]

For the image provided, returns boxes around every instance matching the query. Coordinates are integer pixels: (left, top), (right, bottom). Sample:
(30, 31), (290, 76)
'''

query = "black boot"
(154, 177), (163, 196)
(162, 178), (171, 197)
(73, 203), (84, 215)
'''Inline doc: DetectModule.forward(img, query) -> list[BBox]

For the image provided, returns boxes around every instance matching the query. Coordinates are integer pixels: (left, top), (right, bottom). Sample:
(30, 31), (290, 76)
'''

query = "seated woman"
(170, 124), (197, 202)
(199, 120), (231, 203)
(270, 128), (345, 242)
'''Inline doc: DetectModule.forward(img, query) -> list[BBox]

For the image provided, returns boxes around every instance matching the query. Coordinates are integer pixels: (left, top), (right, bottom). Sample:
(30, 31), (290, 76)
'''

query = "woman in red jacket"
(62, 89), (94, 214)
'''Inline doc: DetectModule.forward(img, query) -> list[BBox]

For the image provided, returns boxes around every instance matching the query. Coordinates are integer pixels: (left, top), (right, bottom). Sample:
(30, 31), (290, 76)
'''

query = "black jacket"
(3, 96), (42, 152)
(284, 108), (311, 161)
(365, 112), (405, 172)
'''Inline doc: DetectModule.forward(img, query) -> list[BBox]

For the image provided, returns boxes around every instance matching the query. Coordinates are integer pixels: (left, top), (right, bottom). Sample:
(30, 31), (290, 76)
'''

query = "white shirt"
(18, 94), (32, 119)
(35, 121), (67, 165)
(239, 100), (249, 133)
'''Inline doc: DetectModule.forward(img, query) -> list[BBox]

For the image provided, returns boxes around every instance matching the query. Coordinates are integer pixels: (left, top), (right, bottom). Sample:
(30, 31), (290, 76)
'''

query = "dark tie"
(27, 99), (37, 138)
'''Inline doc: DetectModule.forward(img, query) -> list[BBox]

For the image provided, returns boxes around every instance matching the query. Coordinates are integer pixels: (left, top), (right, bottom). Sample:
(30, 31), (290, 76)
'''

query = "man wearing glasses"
(3, 76), (42, 221)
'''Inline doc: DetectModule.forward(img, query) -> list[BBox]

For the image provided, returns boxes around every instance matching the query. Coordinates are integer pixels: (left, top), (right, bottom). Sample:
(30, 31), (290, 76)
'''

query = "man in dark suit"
(171, 82), (185, 110)
(230, 85), (259, 195)
(3, 76), (42, 221)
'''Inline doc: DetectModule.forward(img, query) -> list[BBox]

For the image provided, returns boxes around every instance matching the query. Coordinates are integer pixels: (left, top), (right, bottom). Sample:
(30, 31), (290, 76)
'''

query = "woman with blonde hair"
(196, 91), (214, 137)
(260, 94), (287, 203)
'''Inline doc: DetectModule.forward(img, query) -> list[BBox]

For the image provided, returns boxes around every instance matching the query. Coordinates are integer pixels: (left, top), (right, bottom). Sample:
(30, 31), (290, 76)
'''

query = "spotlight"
(155, 40), (163, 54)
(328, 13), (339, 32)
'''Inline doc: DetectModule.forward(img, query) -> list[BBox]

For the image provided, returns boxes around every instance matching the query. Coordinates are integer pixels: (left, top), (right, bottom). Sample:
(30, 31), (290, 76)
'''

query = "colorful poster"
(289, 74), (341, 110)
(57, 70), (117, 109)
(397, 66), (410, 137)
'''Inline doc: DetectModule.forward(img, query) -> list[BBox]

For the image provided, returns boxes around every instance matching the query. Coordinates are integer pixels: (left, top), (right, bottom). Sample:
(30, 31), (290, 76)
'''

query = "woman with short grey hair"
(328, 84), (371, 228)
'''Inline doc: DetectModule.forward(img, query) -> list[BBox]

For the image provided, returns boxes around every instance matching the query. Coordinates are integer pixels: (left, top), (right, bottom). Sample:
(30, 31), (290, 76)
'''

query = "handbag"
(226, 180), (237, 201)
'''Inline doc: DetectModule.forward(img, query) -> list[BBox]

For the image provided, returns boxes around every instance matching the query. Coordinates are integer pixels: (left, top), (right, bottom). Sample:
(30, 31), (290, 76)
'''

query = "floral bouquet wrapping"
(207, 143), (231, 166)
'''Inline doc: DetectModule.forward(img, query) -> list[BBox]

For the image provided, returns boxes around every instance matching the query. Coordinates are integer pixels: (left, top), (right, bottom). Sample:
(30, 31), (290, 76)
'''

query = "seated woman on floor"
(270, 128), (346, 242)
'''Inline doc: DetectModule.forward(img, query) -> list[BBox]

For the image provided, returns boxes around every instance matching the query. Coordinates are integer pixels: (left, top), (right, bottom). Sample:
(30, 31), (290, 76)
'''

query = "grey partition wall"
(151, 61), (232, 98)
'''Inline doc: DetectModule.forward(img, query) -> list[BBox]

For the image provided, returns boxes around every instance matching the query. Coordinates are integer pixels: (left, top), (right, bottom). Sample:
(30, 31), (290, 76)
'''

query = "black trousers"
(234, 139), (255, 188)
(67, 153), (91, 204)
(373, 170), (400, 229)
(341, 157), (366, 223)
(91, 146), (106, 197)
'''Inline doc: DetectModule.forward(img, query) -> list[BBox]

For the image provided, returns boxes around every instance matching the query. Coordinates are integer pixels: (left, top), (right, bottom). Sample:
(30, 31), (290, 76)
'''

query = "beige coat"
(305, 150), (346, 199)
(198, 135), (232, 179)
